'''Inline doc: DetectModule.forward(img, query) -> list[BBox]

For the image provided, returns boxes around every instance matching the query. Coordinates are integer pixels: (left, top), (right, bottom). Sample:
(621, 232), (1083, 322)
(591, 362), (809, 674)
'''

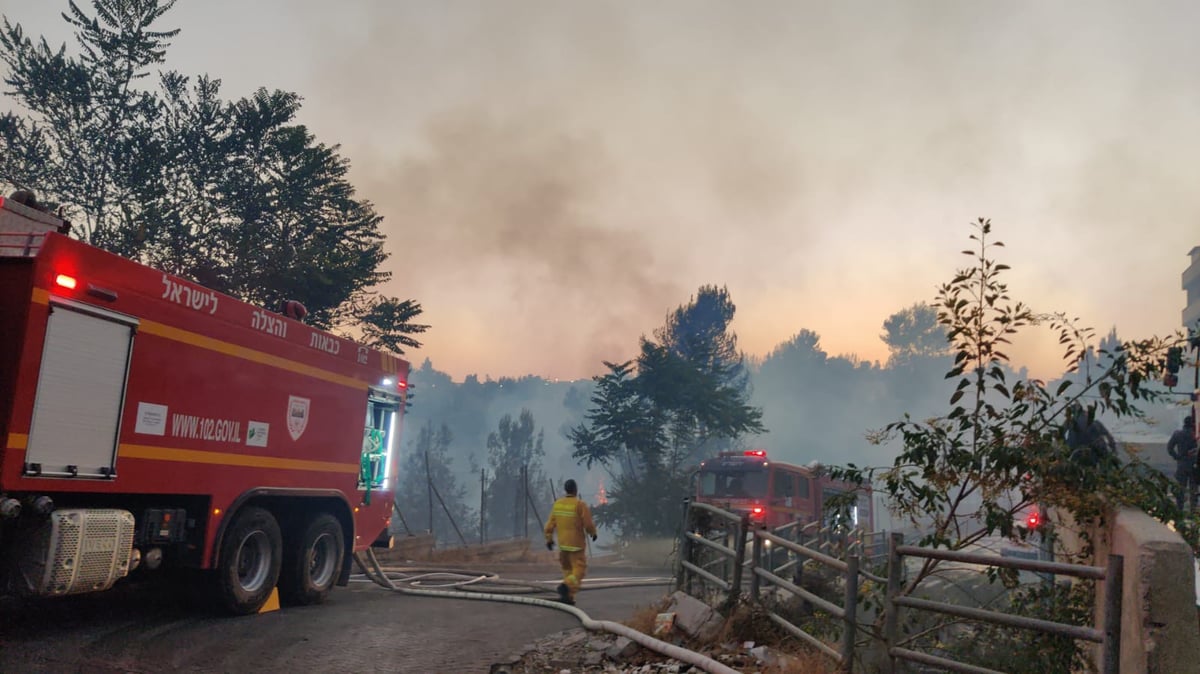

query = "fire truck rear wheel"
(279, 513), (344, 606)
(216, 506), (283, 615)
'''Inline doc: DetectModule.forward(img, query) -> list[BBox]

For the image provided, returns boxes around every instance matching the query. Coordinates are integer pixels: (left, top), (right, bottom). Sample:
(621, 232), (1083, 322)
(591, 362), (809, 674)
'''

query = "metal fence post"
(1102, 553), (1123, 674)
(521, 465), (529, 538)
(728, 514), (749, 607)
(674, 498), (692, 592)
(479, 469), (486, 544)
(723, 525), (733, 591)
(749, 533), (763, 601)
(793, 520), (804, 587)
(842, 554), (860, 673)
(883, 532), (904, 674)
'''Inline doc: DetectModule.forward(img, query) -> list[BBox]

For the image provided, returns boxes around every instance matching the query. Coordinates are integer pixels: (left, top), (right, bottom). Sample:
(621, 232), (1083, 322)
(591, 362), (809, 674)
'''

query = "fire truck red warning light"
(1026, 510), (1041, 529)
(744, 449), (767, 457)
(54, 273), (77, 289)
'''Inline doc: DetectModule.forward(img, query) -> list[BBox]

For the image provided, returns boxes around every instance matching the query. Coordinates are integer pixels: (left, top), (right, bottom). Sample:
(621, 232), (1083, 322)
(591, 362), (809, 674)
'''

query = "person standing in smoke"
(1168, 415), (1198, 510)
(543, 479), (597, 606)
(1065, 402), (1118, 467)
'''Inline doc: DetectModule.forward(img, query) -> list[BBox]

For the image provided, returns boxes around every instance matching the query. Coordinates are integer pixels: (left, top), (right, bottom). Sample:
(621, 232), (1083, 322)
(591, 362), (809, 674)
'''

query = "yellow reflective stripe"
(553, 509), (577, 517)
(120, 443), (358, 474)
(560, 545), (582, 552)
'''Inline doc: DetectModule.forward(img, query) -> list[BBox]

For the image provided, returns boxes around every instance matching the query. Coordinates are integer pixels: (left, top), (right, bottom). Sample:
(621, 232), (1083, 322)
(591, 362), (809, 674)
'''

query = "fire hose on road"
(351, 549), (741, 674)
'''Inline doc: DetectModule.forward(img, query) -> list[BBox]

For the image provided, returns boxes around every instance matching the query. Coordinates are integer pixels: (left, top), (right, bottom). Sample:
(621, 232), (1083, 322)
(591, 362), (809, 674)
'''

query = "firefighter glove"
(546, 541), (554, 551)
(591, 533), (598, 542)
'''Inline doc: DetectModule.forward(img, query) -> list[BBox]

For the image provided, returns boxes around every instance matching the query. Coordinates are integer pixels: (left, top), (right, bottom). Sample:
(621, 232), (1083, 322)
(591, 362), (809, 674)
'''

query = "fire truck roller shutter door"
(214, 506), (282, 615)
(278, 512), (344, 606)
(25, 299), (136, 478)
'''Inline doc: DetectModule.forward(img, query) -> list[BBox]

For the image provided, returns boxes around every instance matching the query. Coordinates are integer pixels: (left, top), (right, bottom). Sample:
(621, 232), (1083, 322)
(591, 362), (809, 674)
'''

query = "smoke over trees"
(394, 420), (475, 545)
(396, 289), (980, 543)
(395, 272), (1179, 549)
(484, 410), (552, 540)
(393, 361), (592, 543)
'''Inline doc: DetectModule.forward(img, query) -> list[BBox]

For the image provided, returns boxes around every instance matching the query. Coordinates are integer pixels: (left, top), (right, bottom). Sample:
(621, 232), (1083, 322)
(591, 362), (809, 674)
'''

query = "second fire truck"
(695, 449), (874, 532)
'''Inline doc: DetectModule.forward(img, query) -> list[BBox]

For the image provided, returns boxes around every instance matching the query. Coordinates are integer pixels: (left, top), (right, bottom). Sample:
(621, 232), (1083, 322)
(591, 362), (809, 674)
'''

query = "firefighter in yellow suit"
(544, 479), (597, 605)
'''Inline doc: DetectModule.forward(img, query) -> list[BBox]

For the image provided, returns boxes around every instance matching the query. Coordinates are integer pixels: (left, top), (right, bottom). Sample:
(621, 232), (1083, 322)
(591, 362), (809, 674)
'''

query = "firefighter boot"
(556, 583), (572, 605)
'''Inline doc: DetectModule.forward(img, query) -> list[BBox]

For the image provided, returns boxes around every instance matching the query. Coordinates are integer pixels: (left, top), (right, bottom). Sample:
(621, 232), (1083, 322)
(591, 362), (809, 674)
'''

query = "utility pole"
(425, 450), (434, 538)
(480, 468), (486, 544)
(522, 465), (529, 539)
(512, 473), (520, 538)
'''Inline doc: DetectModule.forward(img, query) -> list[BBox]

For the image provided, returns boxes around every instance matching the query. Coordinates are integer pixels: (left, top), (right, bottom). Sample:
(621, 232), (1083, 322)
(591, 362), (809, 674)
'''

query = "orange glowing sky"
(6, 1), (1197, 381)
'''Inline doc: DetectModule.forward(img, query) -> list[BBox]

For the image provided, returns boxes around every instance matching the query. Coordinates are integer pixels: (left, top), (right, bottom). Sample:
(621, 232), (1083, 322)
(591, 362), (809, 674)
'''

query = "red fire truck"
(695, 449), (873, 531)
(0, 195), (409, 614)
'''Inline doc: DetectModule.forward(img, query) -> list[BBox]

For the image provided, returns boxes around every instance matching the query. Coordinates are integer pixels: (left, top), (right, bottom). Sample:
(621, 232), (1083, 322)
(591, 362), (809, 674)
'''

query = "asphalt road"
(0, 562), (672, 674)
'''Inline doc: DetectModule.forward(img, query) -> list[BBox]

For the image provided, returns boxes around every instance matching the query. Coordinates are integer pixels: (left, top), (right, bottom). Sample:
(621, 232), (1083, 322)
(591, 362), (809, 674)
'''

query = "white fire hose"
(352, 549), (741, 674)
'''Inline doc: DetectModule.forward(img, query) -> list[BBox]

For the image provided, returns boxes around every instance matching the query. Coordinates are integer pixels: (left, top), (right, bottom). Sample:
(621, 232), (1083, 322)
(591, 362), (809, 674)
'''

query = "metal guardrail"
(883, 532), (1123, 674)
(675, 500), (876, 673)
(851, 529), (891, 570)
(793, 522), (889, 584)
(674, 499), (747, 608)
(749, 527), (860, 671)
(674, 500), (1123, 674)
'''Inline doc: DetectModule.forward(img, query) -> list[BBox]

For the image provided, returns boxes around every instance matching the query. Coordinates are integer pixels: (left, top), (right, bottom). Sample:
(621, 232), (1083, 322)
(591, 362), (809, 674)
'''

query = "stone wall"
(1056, 507), (1199, 674)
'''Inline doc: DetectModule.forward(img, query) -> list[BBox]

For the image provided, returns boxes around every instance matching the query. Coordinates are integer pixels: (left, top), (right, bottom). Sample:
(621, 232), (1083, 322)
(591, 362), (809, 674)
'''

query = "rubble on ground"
(664, 591), (724, 642)
(489, 626), (806, 673)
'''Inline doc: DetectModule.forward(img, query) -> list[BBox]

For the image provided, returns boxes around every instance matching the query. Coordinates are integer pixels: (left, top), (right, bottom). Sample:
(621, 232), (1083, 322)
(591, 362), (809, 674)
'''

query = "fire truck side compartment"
(25, 299), (135, 479)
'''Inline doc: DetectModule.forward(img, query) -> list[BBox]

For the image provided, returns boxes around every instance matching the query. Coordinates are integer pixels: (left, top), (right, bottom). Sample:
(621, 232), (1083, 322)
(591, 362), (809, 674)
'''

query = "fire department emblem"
(287, 396), (310, 441)
(357, 345), (369, 365)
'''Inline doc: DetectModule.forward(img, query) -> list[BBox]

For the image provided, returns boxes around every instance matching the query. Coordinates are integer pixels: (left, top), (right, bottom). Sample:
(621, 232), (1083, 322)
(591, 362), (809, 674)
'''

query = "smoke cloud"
(8, 0), (1199, 379)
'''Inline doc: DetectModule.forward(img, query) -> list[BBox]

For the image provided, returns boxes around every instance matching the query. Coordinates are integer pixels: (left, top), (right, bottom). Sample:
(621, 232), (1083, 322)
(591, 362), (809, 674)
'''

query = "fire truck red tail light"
(397, 380), (407, 389)
(750, 506), (765, 518)
(744, 449), (767, 457)
(54, 273), (77, 289)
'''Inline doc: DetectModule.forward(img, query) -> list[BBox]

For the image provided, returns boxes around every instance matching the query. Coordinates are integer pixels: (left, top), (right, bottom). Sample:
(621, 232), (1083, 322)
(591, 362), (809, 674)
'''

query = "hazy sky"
(5, 1), (1198, 381)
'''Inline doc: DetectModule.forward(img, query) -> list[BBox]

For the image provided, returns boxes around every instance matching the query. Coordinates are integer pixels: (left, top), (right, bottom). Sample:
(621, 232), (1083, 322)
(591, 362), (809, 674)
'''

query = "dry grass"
(718, 603), (841, 674)
(762, 650), (840, 674)
(622, 596), (674, 634)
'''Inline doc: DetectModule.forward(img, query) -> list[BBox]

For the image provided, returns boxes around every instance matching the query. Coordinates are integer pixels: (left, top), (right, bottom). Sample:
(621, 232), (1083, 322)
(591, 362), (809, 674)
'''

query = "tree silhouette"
(880, 302), (950, 368)
(484, 410), (549, 539)
(0, 0), (427, 349)
(395, 421), (475, 545)
(571, 286), (763, 536)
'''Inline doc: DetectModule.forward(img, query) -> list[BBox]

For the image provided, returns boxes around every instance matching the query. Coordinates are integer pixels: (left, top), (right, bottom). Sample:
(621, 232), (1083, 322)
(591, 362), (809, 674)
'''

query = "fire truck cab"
(0, 195), (409, 614)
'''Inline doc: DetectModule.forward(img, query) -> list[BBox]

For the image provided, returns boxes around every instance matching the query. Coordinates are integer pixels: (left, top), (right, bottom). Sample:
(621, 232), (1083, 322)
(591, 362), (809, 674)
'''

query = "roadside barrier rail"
(749, 527), (860, 672)
(884, 532), (1123, 674)
(674, 500), (1123, 674)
